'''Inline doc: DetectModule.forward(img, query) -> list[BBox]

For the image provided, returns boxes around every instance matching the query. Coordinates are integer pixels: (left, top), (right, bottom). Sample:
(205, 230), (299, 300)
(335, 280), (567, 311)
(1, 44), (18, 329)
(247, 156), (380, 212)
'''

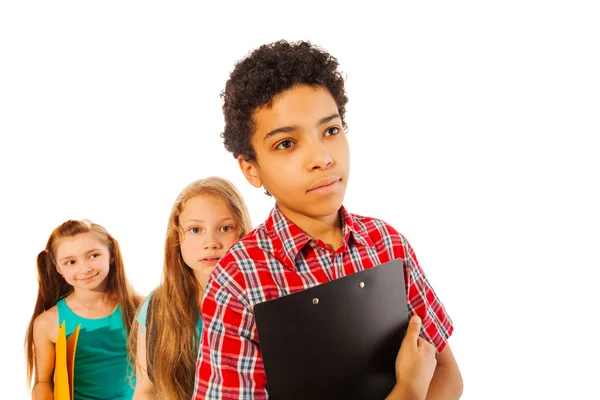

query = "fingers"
(404, 315), (422, 345)
(401, 314), (437, 358)
(417, 336), (437, 356)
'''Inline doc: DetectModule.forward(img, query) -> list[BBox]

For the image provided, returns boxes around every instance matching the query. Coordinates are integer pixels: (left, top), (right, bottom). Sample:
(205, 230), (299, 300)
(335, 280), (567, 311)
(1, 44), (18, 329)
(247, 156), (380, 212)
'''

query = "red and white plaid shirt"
(192, 205), (453, 399)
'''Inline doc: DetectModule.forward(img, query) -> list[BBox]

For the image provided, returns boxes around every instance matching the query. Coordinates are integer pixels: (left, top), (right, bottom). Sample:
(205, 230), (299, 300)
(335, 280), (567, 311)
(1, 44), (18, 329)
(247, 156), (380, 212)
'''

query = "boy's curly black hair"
(221, 40), (348, 161)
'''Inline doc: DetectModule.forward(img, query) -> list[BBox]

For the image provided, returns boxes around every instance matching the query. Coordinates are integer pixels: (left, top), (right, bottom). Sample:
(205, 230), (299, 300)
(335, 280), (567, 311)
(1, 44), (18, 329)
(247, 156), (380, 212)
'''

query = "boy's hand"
(394, 315), (437, 400)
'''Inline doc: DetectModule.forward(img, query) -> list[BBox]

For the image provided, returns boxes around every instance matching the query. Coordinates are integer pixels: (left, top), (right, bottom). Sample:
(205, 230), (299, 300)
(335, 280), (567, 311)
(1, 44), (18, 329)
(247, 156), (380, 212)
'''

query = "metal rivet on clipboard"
(358, 282), (365, 289)
(312, 298), (319, 305)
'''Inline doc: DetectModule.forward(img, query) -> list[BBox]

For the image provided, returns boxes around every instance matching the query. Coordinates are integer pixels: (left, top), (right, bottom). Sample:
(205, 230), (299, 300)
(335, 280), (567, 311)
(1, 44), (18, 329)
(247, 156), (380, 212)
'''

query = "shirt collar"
(264, 204), (372, 268)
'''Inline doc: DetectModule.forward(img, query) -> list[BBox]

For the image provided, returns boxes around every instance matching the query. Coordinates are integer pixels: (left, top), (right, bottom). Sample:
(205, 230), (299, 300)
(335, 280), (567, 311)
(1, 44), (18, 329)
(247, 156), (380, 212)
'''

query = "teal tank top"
(57, 298), (134, 400)
(137, 293), (203, 341)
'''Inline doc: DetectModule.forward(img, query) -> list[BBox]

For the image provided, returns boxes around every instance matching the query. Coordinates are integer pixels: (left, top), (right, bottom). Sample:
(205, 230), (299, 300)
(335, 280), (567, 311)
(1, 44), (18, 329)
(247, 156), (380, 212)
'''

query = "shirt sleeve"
(192, 265), (267, 399)
(398, 232), (454, 353)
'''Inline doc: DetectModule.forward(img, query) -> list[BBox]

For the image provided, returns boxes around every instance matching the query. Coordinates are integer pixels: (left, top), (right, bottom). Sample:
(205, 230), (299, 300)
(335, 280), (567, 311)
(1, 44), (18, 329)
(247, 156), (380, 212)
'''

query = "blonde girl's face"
(178, 194), (240, 281)
(54, 232), (111, 292)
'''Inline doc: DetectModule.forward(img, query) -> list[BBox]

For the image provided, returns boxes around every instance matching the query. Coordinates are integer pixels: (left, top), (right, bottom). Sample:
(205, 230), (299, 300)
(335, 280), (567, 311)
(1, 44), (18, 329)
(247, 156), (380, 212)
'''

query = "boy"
(193, 40), (463, 399)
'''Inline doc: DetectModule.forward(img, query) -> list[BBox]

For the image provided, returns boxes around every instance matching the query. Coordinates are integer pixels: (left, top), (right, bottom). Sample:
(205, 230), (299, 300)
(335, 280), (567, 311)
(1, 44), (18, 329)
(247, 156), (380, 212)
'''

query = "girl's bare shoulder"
(34, 305), (59, 344)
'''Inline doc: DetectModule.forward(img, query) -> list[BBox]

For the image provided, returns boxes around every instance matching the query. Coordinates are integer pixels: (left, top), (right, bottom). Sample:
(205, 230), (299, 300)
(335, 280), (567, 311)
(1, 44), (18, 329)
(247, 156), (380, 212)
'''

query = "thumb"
(404, 314), (422, 344)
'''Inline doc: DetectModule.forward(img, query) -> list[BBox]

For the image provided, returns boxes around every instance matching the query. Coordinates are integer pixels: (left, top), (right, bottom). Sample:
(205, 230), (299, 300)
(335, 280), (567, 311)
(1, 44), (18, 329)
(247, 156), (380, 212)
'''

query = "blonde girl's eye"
(220, 225), (234, 233)
(190, 227), (201, 234)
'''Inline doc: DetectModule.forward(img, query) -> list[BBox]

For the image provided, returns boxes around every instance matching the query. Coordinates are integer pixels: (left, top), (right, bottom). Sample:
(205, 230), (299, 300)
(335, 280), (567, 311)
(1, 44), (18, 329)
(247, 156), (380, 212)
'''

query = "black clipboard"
(254, 259), (409, 400)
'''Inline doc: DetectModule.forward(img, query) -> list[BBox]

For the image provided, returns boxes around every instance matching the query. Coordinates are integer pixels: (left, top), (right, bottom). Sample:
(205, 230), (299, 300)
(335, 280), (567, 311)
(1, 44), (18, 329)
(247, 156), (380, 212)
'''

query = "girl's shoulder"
(34, 305), (59, 344)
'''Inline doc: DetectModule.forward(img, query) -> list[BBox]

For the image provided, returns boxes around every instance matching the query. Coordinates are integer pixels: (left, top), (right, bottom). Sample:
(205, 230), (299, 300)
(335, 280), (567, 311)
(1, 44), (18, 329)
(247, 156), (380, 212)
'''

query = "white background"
(1, 1), (598, 398)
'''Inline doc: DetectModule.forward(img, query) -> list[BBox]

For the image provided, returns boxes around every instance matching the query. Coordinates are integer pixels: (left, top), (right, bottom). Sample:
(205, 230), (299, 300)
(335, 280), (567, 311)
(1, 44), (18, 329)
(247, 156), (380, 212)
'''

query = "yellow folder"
(54, 321), (80, 400)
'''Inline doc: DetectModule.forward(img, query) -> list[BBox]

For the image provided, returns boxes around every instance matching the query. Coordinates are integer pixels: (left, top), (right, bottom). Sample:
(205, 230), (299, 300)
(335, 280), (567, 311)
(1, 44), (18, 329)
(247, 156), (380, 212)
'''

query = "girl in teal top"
(56, 299), (134, 399)
(26, 220), (140, 400)
(129, 177), (252, 400)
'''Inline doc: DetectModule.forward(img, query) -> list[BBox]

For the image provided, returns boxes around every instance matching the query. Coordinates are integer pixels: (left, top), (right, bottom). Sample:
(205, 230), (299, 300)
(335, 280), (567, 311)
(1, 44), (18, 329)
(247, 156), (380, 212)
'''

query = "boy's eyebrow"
(318, 113), (341, 126)
(263, 113), (341, 141)
(263, 125), (297, 141)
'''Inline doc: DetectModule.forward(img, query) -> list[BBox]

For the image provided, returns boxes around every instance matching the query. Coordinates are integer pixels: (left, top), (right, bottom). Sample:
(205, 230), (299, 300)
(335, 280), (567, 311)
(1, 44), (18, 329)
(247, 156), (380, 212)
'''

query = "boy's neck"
(278, 204), (344, 251)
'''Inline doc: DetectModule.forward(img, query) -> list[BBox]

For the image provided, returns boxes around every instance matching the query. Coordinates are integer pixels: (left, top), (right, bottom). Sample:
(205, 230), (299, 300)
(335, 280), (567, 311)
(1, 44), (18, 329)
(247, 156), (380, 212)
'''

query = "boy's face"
(239, 84), (350, 222)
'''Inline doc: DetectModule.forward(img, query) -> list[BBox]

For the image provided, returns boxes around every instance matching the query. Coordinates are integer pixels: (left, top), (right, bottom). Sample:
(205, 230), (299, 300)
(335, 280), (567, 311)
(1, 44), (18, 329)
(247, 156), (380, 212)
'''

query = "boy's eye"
(325, 127), (340, 136)
(275, 139), (294, 150)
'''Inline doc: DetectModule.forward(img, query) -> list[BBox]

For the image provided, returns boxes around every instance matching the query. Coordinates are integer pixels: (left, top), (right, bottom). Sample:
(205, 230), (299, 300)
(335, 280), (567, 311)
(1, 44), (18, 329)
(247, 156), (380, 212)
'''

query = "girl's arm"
(132, 325), (155, 399)
(32, 313), (55, 400)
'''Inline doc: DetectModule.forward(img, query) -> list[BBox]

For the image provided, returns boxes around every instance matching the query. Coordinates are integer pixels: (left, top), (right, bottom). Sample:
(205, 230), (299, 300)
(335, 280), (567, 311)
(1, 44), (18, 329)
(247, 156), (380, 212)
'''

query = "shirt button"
(309, 241), (317, 248)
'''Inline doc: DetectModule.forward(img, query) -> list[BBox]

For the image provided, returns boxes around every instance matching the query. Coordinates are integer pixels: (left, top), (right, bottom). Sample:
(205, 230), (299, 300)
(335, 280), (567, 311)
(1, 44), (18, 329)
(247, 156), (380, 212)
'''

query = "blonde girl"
(130, 177), (252, 399)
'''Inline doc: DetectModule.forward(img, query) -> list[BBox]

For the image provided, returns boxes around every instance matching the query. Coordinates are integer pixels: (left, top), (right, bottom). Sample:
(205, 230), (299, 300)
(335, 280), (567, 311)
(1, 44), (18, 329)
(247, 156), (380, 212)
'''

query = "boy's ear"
(238, 156), (262, 189)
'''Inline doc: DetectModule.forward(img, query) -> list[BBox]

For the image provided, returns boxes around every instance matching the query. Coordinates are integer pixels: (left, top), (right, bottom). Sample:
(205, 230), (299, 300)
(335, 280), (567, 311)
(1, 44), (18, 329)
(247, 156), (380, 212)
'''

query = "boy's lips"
(307, 176), (341, 192)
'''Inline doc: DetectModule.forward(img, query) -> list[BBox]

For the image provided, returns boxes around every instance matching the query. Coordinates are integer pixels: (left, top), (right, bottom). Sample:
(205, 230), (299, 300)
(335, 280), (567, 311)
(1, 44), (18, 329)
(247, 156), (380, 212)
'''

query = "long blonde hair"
(25, 219), (140, 388)
(129, 176), (252, 399)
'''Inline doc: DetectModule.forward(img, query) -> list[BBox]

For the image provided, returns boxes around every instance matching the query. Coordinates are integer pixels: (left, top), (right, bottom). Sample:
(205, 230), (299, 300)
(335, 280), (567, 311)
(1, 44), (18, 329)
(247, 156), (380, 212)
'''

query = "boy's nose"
(308, 140), (334, 170)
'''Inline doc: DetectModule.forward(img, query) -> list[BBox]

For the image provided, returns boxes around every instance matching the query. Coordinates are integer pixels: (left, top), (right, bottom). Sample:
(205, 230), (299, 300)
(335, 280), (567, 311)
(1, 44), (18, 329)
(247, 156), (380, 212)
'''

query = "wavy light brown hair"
(129, 176), (252, 400)
(25, 219), (140, 389)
